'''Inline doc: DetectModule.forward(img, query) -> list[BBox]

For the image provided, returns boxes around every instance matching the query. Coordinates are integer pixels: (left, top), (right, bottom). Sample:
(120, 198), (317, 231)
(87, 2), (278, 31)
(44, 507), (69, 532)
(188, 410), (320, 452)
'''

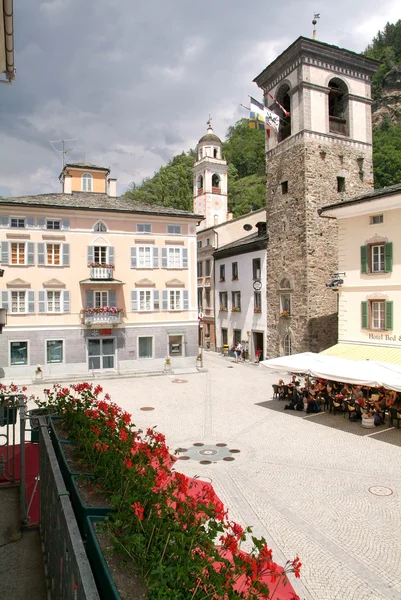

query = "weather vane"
(207, 114), (212, 129)
(312, 13), (320, 40)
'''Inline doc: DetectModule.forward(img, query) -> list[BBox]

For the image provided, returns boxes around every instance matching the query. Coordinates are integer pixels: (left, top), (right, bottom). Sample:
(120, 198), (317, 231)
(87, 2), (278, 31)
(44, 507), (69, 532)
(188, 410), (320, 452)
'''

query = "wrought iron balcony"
(89, 266), (114, 279)
(82, 308), (123, 326)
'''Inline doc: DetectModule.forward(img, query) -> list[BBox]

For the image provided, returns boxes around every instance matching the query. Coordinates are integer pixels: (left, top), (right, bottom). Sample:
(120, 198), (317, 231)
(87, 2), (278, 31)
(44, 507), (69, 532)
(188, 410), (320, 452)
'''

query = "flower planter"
(70, 476), (112, 539)
(58, 440), (92, 492)
(49, 416), (69, 456)
(85, 516), (122, 600)
(28, 407), (57, 443)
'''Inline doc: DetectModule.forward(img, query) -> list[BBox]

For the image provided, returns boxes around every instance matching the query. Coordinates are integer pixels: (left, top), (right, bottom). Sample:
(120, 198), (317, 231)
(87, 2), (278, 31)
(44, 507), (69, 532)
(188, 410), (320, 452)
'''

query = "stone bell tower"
(193, 120), (228, 231)
(253, 37), (380, 357)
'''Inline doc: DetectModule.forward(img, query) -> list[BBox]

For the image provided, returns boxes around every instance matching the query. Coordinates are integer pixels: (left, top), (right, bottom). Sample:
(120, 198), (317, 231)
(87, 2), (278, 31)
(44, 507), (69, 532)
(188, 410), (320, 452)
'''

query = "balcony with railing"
(81, 307), (123, 326)
(89, 264), (114, 280)
(329, 116), (347, 136)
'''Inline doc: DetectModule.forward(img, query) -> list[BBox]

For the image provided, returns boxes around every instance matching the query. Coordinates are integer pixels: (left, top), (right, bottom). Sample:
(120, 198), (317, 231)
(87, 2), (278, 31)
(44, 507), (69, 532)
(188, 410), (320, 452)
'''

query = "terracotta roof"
(0, 192), (203, 219)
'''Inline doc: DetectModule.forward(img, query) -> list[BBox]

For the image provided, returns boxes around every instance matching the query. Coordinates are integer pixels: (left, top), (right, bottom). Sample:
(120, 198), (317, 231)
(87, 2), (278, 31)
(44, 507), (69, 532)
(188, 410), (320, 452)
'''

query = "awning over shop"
(321, 343), (401, 366)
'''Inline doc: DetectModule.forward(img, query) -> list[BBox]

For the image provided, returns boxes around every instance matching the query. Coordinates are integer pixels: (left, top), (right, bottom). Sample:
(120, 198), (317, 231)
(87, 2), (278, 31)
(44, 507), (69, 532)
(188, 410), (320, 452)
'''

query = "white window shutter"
(108, 246), (115, 265)
(27, 291), (35, 313)
(108, 290), (116, 307)
(86, 290), (94, 308)
(38, 291), (46, 313)
(1, 291), (9, 310)
(37, 218), (46, 229)
(153, 247), (159, 268)
(1, 241), (9, 264)
(162, 290), (168, 310)
(61, 219), (70, 230)
(63, 291), (71, 313)
(131, 290), (138, 311)
(153, 290), (160, 310)
(182, 248), (188, 268)
(37, 243), (45, 265)
(130, 247), (137, 268)
(183, 290), (189, 310)
(62, 244), (70, 266)
(162, 248), (168, 268)
(26, 217), (35, 228)
(27, 243), (35, 265)
(1, 216), (10, 228)
(87, 246), (94, 265)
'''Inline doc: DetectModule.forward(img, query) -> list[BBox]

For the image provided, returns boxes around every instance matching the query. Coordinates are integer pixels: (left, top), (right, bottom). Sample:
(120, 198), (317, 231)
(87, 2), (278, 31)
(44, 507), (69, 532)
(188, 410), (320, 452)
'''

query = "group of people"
(276, 375), (401, 425)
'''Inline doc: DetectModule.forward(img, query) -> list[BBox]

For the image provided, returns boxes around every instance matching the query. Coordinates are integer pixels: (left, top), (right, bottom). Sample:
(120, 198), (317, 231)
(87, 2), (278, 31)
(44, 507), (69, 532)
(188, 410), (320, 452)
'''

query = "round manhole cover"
(199, 449), (218, 456)
(140, 407), (154, 411)
(369, 486), (393, 496)
(200, 460), (212, 465)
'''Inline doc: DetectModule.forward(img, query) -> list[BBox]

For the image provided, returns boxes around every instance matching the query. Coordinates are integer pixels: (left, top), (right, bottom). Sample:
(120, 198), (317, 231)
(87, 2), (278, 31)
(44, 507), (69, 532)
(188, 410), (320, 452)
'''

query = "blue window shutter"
(37, 243), (45, 266)
(37, 218), (46, 229)
(130, 247), (137, 268)
(27, 291), (35, 313)
(63, 291), (71, 313)
(61, 219), (70, 230)
(384, 242), (393, 272)
(1, 216), (10, 227)
(86, 290), (94, 308)
(1, 241), (9, 264)
(183, 290), (189, 310)
(153, 290), (160, 310)
(162, 248), (168, 268)
(108, 246), (115, 265)
(27, 242), (35, 265)
(62, 244), (70, 266)
(385, 301), (393, 330)
(361, 301), (368, 329)
(108, 290), (116, 307)
(87, 246), (94, 265)
(360, 246), (368, 274)
(1, 290), (9, 310)
(131, 290), (138, 311)
(182, 248), (188, 268)
(162, 290), (168, 310)
(26, 217), (35, 228)
(38, 291), (46, 313)
(153, 247), (159, 268)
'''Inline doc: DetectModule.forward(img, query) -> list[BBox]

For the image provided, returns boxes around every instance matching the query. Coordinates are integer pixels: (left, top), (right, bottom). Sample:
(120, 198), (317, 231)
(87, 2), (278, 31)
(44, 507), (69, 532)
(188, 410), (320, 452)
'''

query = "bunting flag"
(264, 89), (290, 117)
(249, 96), (280, 132)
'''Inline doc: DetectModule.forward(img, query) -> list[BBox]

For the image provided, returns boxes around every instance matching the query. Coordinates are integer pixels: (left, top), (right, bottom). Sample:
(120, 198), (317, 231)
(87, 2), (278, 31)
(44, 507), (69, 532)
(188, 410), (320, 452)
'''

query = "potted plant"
(220, 306), (228, 311)
(35, 364), (43, 379)
(254, 307), (262, 313)
(280, 310), (290, 317)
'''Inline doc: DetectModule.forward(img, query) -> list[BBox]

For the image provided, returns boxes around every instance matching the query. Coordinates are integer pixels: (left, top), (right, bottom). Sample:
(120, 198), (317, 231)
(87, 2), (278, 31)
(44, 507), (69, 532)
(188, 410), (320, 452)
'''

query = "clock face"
(253, 279), (262, 291)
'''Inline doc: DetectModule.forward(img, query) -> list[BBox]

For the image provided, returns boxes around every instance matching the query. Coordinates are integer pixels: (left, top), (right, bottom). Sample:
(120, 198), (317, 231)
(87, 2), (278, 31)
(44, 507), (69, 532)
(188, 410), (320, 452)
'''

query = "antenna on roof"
(49, 138), (79, 167)
(312, 13), (320, 40)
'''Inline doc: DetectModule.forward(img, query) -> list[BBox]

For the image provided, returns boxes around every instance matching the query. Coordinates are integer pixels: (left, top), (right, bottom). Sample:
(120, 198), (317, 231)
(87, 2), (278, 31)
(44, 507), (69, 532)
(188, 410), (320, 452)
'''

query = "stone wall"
(265, 134), (374, 358)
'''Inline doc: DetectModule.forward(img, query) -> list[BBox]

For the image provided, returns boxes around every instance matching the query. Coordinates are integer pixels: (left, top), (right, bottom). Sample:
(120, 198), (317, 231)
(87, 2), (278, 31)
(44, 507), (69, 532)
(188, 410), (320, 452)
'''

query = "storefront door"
(88, 338), (115, 370)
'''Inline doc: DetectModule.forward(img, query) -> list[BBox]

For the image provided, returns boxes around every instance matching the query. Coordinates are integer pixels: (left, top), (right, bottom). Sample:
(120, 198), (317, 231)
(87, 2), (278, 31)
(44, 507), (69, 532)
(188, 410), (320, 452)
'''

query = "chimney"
(63, 175), (72, 195)
(107, 178), (117, 197)
(255, 222), (267, 237)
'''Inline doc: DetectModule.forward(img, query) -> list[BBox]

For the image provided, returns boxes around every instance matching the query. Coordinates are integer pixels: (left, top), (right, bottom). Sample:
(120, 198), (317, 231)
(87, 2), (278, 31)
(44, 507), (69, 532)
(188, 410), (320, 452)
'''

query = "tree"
(373, 123), (401, 188)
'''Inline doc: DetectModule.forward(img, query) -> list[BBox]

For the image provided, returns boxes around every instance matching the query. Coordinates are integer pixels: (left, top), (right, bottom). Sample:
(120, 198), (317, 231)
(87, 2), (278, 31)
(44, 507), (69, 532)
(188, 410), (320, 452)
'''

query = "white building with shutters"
(0, 162), (201, 379)
(319, 183), (401, 364)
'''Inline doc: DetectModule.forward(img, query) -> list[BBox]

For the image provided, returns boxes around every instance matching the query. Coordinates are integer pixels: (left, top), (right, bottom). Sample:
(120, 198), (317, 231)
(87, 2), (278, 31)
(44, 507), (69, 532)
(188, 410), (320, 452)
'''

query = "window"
(46, 291), (61, 313)
(82, 173), (93, 192)
(254, 291), (262, 312)
(46, 244), (61, 266)
(328, 78), (348, 136)
(232, 262), (238, 280)
(370, 215), (383, 225)
(219, 291), (228, 310)
(213, 148), (218, 158)
(138, 337), (153, 359)
(197, 175), (203, 190)
(232, 291), (241, 311)
(167, 247), (181, 268)
(284, 334), (292, 356)
(10, 218), (25, 228)
(337, 176), (345, 192)
(212, 174), (220, 190)
(139, 290), (152, 311)
(167, 225), (182, 235)
(46, 340), (63, 364)
(205, 260), (211, 277)
(362, 300), (393, 331)
(138, 246), (152, 268)
(11, 242), (25, 265)
(10, 341), (28, 366)
(277, 83), (291, 142)
(233, 329), (241, 345)
(46, 220), (61, 230)
(280, 294), (291, 316)
(169, 335), (183, 356)
(281, 181), (288, 194)
(221, 328), (228, 346)
(205, 288), (210, 307)
(94, 246), (107, 264)
(95, 291), (109, 307)
(197, 262), (203, 278)
(198, 288), (203, 309)
(361, 243), (392, 274)
(169, 290), (181, 310)
(137, 224), (152, 233)
(197, 240), (202, 249)
(252, 258), (261, 280)
(94, 221), (107, 232)
(131, 290), (159, 312)
(219, 264), (225, 282)
(206, 238), (210, 246)
(11, 291), (26, 313)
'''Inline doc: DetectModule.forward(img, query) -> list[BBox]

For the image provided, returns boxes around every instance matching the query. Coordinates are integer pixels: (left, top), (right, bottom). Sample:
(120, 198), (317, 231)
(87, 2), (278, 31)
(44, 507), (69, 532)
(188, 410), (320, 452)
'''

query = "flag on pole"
(249, 96), (280, 132)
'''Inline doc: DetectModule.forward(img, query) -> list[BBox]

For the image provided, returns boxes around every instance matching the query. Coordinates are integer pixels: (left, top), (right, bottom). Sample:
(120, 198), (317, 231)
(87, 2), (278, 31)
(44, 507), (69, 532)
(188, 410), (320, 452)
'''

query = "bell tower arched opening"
(328, 78), (348, 136)
(277, 84), (291, 142)
(212, 174), (221, 193)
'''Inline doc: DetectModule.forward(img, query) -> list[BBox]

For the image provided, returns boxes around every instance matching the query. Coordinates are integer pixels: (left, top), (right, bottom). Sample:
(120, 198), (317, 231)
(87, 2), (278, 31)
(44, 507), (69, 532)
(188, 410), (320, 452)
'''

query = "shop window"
(10, 341), (28, 366)
(138, 337), (153, 359)
(46, 340), (63, 363)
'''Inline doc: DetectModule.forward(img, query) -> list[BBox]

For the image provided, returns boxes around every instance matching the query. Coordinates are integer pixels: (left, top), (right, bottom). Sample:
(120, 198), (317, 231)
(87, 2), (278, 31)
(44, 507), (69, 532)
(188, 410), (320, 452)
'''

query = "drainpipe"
(212, 228), (219, 351)
(1, 0), (16, 83)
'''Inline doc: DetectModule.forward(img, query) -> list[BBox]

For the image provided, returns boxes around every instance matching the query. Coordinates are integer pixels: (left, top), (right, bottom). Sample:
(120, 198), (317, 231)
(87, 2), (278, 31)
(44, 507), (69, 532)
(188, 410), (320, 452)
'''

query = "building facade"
(0, 163), (201, 380)
(214, 222), (268, 360)
(253, 37), (380, 357)
(320, 183), (401, 364)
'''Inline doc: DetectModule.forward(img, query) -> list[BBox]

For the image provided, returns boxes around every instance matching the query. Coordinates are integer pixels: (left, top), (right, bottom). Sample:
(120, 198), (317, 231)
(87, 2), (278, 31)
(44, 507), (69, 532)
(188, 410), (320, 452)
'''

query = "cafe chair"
(343, 400), (356, 420)
(272, 385), (280, 400)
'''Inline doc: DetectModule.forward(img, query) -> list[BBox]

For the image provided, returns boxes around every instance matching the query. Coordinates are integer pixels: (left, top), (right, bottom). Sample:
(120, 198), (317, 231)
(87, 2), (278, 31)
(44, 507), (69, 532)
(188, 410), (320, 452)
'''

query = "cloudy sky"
(0, 0), (400, 198)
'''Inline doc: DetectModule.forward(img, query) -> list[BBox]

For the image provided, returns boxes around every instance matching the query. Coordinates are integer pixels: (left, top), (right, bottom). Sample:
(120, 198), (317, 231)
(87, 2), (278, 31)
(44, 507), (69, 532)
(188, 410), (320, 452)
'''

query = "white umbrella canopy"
(259, 352), (401, 390)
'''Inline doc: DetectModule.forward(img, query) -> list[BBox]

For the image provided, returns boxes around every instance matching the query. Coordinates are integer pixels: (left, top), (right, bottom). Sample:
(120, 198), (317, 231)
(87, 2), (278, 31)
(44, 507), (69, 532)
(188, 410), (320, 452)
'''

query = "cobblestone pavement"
(30, 352), (401, 599)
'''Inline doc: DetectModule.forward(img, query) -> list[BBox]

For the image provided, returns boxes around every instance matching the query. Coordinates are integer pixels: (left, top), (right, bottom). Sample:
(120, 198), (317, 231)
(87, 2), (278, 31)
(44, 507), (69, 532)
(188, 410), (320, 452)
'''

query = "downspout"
(212, 228), (219, 351)
(1, 0), (15, 83)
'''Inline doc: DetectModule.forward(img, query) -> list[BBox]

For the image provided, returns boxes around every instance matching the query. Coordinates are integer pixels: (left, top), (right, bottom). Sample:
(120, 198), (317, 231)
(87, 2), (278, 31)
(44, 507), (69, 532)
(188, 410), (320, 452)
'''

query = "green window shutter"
(384, 242), (393, 272)
(361, 301), (368, 329)
(360, 245), (368, 274)
(385, 301), (393, 330)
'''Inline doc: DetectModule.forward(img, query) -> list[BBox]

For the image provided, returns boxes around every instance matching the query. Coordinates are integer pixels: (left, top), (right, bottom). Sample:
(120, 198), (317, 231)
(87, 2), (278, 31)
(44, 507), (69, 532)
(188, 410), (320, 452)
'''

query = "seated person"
(352, 386), (366, 407)
(288, 374), (300, 388)
(304, 391), (320, 413)
(277, 379), (285, 399)
(339, 383), (351, 397)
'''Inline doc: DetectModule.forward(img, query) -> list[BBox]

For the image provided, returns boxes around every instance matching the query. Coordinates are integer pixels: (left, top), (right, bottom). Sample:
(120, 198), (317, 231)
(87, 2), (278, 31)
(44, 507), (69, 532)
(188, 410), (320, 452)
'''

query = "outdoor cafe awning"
(321, 342), (401, 366)
(260, 352), (401, 392)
